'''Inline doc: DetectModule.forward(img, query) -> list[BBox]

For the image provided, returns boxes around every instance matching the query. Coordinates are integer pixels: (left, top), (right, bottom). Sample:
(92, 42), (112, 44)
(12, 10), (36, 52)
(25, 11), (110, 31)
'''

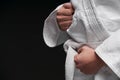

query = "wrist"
(96, 53), (106, 68)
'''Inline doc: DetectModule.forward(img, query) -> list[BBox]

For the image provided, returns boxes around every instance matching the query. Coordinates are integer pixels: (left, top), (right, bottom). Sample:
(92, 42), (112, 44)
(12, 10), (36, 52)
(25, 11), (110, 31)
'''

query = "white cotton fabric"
(43, 0), (120, 80)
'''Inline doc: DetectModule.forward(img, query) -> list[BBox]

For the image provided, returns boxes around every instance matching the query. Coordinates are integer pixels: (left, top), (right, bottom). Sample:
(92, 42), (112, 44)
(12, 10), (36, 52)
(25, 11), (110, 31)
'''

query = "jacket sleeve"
(95, 29), (120, 78)
(43, 4), (69, 47)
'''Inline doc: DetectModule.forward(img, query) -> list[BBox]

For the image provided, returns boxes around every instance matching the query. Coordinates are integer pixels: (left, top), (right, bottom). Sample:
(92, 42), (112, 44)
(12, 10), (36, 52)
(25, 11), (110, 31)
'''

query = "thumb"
(74, 54), (80, 65)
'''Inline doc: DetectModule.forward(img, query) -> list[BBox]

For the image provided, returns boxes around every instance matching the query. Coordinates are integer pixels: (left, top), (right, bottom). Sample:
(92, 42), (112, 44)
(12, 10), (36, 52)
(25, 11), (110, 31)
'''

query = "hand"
(56, 2), (74, 31)
(74, 46), (105, 74)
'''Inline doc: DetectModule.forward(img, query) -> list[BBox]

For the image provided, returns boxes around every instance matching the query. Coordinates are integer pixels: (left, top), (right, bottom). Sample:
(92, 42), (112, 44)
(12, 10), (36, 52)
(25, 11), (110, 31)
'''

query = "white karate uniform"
(43, 0), (120, 80)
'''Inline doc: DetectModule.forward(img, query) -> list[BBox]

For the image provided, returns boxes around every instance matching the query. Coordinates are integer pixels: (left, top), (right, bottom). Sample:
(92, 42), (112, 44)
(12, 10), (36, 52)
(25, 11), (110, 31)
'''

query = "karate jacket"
(43, 0), (120, 80)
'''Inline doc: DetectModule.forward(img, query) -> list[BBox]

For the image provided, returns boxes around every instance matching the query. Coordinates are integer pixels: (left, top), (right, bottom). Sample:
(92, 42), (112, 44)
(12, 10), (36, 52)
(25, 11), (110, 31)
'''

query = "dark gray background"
(0, 0), (69, 80)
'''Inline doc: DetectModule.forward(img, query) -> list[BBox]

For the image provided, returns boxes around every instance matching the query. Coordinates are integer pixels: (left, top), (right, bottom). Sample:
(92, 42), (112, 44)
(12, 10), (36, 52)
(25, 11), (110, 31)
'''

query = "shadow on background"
(0, 0), (69, 80)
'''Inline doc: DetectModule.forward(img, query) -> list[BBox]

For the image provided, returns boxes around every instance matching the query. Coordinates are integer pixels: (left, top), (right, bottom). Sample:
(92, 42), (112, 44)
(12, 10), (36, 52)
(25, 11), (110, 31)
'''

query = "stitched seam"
(82, 0), (99, 41)
(89, 0), (109, 40)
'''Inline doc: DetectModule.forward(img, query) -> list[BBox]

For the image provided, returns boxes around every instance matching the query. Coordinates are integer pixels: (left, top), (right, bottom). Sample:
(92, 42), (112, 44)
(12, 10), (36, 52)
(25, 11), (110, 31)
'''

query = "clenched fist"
(56, 2), (74, 31)
(74, 46), (106, 74)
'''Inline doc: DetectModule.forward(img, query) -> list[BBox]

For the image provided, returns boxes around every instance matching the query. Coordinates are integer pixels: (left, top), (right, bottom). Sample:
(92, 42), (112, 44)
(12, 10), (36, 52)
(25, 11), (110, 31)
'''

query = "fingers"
(57, 7), (74, 16)
(63, 2), (73, 9)
(57, 2), (74, 16)
(57, 15), (72, 22)
(74, 54), (79, 65)
(77, 45), (93, 53)
(58, 20), (72, 31)
(56, 2), (74, 31)
(74, 54), (84, 69)
(57, 15), (73, 31)
(77, 47), (82, 54)
(74, 54), (82, 65)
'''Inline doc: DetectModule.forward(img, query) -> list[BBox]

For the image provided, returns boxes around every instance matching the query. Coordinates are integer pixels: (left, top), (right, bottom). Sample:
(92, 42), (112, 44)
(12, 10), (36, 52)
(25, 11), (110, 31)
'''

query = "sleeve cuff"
(95, 46), (120, 78)
(43, 4), (69, 47)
